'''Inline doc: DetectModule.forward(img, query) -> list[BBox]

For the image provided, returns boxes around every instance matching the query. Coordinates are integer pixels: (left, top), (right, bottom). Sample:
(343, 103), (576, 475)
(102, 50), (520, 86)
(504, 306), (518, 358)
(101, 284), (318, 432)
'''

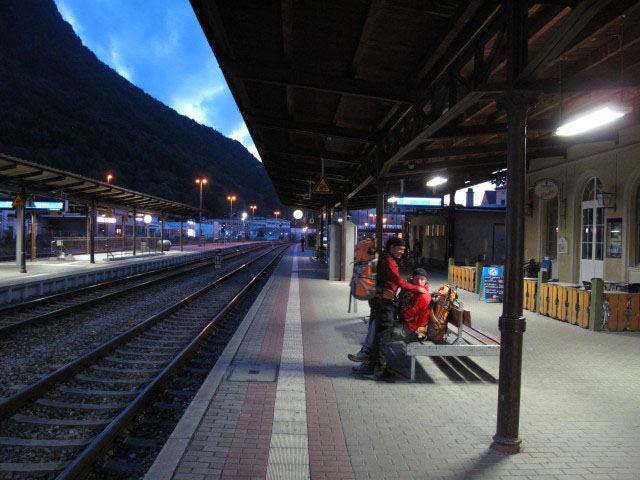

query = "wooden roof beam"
(0, 171), (44, 181)
(265, 147), (361, 165)
(412, 0), (489, 85)
(518, 0), (616, 82)
(223, 60), (419, 104)
(247, 114), (377, 143)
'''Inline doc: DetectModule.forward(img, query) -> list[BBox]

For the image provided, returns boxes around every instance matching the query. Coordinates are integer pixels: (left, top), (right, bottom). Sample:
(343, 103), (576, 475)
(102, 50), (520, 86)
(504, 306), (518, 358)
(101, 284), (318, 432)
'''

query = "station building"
(525, 127), (640, 285)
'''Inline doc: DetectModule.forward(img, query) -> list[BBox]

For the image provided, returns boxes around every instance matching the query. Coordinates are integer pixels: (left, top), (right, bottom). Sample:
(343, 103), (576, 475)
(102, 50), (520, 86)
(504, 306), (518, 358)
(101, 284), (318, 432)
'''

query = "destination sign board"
(396, 196), (443, 207)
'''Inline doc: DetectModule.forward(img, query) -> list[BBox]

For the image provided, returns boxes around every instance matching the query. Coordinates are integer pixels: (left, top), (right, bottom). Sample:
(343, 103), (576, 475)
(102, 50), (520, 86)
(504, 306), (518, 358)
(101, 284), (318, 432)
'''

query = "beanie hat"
(385, 236), (405, 250)
(412, 268), (428, 279)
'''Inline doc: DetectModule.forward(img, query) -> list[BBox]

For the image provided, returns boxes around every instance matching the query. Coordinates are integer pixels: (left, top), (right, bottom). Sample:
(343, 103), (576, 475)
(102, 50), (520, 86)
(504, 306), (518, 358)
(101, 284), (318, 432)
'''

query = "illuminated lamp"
(555, 106), (629, 136)
(426, 176), (447, 187)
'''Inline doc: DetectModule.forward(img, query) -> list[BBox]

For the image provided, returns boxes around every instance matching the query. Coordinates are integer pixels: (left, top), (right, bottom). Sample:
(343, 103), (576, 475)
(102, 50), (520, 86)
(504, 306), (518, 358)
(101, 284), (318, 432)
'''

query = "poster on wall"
(606, 218), (622, 258)
(558, 237), (568, 254)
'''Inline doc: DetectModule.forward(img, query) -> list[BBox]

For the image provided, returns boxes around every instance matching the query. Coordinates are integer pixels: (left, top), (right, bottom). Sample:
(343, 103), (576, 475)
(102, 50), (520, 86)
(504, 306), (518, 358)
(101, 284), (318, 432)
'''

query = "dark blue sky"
(53, 0), (259, 160)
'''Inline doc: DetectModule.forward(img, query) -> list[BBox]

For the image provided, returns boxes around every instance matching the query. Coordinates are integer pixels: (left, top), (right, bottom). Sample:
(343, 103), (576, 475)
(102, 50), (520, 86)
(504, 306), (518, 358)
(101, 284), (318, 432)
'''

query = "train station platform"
(147, 245), (640, 480)
(0, 243), (258, 305)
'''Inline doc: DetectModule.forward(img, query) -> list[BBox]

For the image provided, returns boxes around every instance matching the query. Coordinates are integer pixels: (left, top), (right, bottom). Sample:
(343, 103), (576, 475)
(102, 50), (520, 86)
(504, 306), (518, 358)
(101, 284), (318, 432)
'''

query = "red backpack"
(416, 284), (459, 342)
(350, 238), (378, 300)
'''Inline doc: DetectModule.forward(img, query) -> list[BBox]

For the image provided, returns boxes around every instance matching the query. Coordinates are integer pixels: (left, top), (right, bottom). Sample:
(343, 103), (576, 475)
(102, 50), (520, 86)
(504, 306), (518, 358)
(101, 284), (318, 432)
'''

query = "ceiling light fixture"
(426, 176), (447, 187)
(555, 105), (629, 136)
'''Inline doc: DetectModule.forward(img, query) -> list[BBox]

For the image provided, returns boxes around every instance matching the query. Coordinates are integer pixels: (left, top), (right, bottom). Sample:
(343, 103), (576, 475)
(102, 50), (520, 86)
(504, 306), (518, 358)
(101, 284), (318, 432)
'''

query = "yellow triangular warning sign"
(12, 194), (24, 207)
(312, 177), (333, 195)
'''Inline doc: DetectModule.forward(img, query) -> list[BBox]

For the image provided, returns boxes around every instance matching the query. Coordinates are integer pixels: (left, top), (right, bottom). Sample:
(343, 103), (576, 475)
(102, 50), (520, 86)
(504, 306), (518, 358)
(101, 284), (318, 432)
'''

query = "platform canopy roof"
(191, 0), (640, 210)
(0, 153), (199, 217)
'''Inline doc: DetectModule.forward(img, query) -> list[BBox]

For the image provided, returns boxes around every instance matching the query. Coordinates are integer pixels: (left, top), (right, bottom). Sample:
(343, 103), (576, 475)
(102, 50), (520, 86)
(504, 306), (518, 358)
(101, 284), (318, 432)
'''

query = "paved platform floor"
(147, 246), (640, 480)
(0, 242), (255, 288)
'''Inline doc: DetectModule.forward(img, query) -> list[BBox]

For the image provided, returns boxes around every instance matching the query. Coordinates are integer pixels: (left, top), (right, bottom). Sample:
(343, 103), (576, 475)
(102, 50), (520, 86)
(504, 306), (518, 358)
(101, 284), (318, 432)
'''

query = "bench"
(402, 306), (501, 381)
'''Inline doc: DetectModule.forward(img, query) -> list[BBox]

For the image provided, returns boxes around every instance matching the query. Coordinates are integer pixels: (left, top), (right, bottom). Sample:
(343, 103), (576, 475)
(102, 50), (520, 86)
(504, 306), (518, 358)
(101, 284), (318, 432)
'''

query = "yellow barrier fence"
(523, 279), (536, 311)
(539, 283), (590, 328)
(448, 265), (476, 292)
(604, 292), (640, 331)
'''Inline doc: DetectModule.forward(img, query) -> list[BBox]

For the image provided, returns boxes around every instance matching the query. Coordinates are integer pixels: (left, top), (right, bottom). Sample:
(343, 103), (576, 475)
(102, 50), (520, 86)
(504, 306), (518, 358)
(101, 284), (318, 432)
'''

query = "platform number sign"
(478, 266), (504, 303)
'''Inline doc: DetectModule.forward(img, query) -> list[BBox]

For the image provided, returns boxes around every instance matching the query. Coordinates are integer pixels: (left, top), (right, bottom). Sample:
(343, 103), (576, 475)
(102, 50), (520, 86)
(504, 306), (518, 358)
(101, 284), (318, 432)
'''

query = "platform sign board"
(0, 200), (63, 210)
(312, 177), (333, 195)
(396, 196), (443, 207)
(478, 266), (504, 303)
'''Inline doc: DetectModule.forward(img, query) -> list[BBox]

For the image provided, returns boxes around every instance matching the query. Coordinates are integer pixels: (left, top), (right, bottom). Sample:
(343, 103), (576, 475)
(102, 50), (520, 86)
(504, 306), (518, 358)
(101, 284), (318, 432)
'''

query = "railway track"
(0, 243), (268, 335)
(0, 244), (288, 479)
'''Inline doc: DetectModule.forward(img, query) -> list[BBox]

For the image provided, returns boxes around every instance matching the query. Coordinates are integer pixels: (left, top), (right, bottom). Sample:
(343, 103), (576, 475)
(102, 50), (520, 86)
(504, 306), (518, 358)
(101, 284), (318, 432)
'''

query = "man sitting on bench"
(349, 268), (432, 374)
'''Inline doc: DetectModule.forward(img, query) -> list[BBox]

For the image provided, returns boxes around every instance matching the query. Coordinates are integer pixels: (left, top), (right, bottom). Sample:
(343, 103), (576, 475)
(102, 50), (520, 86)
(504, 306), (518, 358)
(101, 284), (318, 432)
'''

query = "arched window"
(544, 196), (558, 258)
(582, 177), (603, 202)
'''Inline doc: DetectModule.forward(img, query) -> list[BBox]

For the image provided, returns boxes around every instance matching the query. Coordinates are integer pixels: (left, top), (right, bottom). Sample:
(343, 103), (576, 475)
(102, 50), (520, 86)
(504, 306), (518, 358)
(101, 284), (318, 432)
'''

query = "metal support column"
(30, 211), (37, 262)
(121, 215), (126, 254)
(179, 217), (184, 252)
(492, 0), (536, 454)
(447, 189), (456, 263)
(341, 201), (348, 281)
(375, 180), (384, 253)
(16, 193), (26, 273)
(132, 208), (137, 256)
(492, 93), (534, 453)
(89, 201), (96, 264)
(320, 206), (325, 249)
(160, 212), (164, 251)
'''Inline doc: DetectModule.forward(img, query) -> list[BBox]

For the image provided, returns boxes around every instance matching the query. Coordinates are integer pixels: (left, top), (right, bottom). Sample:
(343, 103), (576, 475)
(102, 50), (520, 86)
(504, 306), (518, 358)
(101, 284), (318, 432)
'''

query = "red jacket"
(400, 290), (432, 332)
(377, 254), (423, 297)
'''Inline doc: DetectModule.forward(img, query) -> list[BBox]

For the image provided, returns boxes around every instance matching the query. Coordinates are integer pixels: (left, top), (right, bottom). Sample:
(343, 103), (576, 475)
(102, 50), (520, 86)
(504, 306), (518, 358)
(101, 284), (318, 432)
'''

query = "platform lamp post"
(250, 205), (257, 217)
(195, 178), (207, 240)
(107, 174), (113, 184)
(274, 211), (280, 220)
(227, 195), (236, 220)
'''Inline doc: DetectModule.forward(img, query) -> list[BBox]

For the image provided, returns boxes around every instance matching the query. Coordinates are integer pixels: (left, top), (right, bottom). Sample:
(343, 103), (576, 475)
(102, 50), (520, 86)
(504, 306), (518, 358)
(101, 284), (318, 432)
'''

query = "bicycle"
(524, 258), (539, 278)
(313, 247), (327, 264)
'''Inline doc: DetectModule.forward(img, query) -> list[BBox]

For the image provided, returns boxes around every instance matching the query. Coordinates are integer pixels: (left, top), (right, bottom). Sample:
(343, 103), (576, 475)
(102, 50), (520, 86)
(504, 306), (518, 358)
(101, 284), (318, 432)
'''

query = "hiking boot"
(351, 363), (374, 374)
(347, 350), (371, 363)
(373, 366), (395, 382)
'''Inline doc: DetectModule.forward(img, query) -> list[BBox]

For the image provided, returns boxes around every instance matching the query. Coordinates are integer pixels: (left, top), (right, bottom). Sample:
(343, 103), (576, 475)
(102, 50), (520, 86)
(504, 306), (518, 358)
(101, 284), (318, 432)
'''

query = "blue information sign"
(478, 266), (504, 303)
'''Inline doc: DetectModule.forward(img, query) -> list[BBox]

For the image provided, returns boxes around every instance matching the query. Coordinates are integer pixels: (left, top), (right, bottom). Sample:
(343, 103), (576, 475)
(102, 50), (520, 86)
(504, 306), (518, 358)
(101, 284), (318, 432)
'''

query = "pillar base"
(490, 435), (522, 454)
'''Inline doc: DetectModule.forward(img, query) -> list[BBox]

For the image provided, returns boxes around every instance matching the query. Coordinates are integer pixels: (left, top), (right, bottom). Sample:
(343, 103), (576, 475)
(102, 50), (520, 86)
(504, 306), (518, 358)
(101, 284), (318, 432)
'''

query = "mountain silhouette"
(0, 0), (280, 218)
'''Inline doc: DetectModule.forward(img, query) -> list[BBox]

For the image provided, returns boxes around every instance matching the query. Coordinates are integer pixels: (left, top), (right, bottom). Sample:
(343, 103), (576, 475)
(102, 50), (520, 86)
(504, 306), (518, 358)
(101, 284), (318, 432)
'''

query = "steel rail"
(56, 245), (288, 479)
(0, 243), (263, 315)
(0, 243), (268, 335)
(0, 245), (286, 420)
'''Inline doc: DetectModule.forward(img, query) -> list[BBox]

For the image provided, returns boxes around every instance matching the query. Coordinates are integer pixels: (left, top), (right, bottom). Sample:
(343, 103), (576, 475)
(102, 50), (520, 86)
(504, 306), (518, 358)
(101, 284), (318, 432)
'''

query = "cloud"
(56, 0), (83, 34)
(229, 123), (261, 162)
(230, 124), (249, 143)
(109, 45), (134, 81)
(248, 144), (261, 161)
(170, 83), (226, 125)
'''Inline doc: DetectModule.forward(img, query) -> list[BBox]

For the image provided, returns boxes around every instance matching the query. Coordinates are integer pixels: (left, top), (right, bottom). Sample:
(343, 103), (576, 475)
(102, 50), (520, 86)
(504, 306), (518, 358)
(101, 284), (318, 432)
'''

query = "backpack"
(349, 238), (378, 300)
(416, 284), (459, 342)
